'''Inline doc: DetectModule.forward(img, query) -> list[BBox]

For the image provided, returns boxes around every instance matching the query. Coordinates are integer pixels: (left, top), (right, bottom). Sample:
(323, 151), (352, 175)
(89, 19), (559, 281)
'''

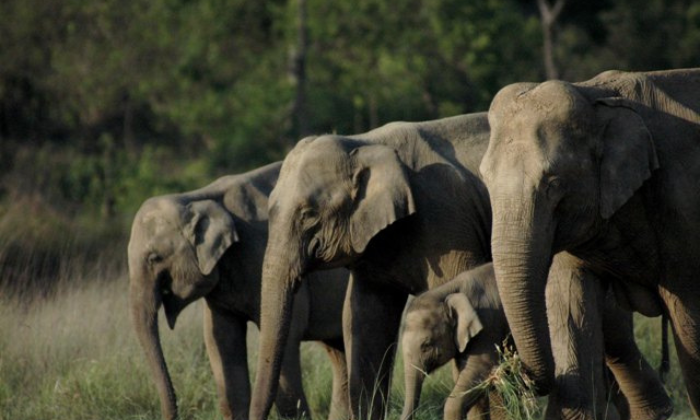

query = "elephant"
(248, 111), (672, 420)
(479, 68), (700, 418)
(250, 113), (494, 420)
(400, 263), (672, 420)
(128, 162), (350, 420)
(400, 263), (509, 420)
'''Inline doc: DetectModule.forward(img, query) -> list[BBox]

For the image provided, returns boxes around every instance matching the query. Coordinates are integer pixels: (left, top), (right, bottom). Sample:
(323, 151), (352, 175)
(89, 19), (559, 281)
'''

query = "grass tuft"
(487, 344), (541, 419)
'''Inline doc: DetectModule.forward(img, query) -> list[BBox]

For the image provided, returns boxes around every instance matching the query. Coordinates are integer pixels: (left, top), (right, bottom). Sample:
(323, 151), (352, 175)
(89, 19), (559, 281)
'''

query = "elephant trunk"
(491, 200), (554, 395)
(130, 280), (178, 420)
(401, 356), (426, 420)
(249, 239), (299, 420)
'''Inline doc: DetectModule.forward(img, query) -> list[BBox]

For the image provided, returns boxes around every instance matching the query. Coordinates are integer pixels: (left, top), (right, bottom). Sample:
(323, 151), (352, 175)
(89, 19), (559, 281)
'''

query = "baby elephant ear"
(184, 200), (239, 275)
(446, 293), (483, 353)
(595, 98), (659, 219)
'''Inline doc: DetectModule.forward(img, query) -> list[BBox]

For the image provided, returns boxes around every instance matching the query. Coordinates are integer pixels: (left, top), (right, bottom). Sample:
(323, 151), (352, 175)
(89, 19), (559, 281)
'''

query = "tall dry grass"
(0, 223), (694, 420)
(0, 268), (212, 419)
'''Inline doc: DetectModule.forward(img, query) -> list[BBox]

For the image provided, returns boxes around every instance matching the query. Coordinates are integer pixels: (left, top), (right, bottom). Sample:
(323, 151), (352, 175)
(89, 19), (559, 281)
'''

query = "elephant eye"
(300, 208), (318, 220)
(148, 253), (163, 266)
(545, 176), (565, 199)
(299, 208), (319, 228)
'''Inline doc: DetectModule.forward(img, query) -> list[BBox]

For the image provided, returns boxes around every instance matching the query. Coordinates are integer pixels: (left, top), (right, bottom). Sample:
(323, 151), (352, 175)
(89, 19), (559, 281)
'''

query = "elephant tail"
(659, 313), (670, 383)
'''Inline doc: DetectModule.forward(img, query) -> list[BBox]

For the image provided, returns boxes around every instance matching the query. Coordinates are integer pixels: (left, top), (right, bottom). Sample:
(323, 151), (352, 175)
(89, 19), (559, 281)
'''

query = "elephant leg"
(602, 292), (673, 420)
(466, 395), (490, 420)
(203, 303), (250, 420)
(321, 340), (350, 420)
(605, 368), (631, 420)
(343, 275), (408, 420)
(447, 338), (499, 420)
(544, 253), (617, 420)
(275, 332), (311, 419)
(452, 359), (461, 384)
(464, 394), (509, 420)
(659, 283), (700, 417)
(276, 296), (312, 419)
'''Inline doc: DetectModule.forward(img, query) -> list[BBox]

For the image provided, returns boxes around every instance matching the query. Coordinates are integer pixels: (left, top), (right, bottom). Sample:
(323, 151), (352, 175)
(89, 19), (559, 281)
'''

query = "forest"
(0, 0), (699, 418)
(2, 0), (699, 252)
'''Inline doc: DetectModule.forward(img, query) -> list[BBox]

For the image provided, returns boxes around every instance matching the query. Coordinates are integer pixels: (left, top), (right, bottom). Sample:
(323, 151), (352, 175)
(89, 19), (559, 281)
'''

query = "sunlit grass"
(468, 344), (541, 420)
(0, 256), (694, 420)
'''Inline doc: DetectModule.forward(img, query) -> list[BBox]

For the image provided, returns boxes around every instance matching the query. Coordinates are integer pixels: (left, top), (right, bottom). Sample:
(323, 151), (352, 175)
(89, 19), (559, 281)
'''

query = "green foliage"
(2, 0), (697, 235)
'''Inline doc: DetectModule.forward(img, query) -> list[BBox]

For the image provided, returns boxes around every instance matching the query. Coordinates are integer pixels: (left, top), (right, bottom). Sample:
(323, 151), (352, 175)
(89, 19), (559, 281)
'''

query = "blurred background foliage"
(0, 0), (699, 293)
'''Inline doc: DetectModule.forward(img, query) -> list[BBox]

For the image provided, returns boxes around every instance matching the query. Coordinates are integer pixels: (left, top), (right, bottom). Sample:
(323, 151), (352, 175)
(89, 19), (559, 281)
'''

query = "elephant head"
(400, 293), (483, 420)
(128, 197), (237, 420)
(250, 136), (416, 420)
(479, 80), (658, 392)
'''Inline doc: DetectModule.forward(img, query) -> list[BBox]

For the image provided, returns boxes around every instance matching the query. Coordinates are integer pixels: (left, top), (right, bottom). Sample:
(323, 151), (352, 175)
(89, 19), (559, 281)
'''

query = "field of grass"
(0, 256), (695, 419)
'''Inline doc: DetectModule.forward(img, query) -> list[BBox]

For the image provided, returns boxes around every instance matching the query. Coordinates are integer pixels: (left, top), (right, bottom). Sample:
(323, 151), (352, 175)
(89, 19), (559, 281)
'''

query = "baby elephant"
(401, 264), (508, 420)
(400, 263), (672, 420)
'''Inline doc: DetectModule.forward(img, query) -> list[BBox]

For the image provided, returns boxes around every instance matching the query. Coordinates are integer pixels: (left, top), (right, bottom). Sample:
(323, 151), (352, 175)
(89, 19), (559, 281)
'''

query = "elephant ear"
(184, 200), (239, 275)
(445, 293), (483, 353)
(596, 98), (659, 219)
(348, 145), (417, 253)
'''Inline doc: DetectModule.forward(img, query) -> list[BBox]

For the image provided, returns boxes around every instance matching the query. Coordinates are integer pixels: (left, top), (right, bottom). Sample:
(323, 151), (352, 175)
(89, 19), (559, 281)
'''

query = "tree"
(289, 0), (309, 138)
(537, 0), (567, 79)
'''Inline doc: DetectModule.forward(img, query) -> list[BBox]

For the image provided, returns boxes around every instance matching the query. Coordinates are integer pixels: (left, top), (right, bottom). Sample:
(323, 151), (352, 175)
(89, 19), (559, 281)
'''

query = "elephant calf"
(400, 263), (672, 420)
(401, 264), (508, 420)
(128, 162), (350, 420)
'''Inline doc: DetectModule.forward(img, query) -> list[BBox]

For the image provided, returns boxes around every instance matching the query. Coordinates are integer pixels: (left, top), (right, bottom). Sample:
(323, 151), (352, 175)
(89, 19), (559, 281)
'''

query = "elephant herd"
(128, 68), (700, 420)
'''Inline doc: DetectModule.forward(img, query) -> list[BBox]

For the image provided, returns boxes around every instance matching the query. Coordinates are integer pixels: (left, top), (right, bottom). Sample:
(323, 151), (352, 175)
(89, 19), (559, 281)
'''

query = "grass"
(0, 238), (695, 420)
(469, 344), (541, 420)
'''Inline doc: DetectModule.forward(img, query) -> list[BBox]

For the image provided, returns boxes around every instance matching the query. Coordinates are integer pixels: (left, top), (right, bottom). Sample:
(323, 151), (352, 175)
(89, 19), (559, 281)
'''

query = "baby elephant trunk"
(401, 356), (427, 420)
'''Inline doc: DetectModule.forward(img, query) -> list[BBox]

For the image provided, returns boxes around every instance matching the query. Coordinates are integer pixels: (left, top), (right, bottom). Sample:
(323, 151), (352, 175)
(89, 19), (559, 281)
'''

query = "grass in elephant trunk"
(469, 342), (541, 420)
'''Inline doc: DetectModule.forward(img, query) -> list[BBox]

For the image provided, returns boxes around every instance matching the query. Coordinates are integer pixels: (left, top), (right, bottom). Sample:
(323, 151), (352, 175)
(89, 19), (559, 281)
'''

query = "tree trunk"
(289, 0), (309, 140)
(537, 0), (566, 80)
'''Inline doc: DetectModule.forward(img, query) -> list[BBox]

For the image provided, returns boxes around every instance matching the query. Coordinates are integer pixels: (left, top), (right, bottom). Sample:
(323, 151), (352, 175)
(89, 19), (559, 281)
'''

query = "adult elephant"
(480, 68), (700, 417)
(128, 162), (350, 420)
(251, 113), (494, 420)
(249, 112), (671, 420)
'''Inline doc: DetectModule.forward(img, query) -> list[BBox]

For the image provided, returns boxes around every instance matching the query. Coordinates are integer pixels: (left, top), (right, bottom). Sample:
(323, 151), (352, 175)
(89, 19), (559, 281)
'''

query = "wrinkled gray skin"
(249, 112), (670, 420)
(401, 263), (672, 420)
(128, 162), (350, 420)
(481, 68), (700, 419)
(252, 114), (493, 420)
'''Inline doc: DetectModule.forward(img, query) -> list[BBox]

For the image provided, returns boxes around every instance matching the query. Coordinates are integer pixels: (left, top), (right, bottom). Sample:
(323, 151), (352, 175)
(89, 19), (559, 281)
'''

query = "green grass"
(0, 258), (695, 420)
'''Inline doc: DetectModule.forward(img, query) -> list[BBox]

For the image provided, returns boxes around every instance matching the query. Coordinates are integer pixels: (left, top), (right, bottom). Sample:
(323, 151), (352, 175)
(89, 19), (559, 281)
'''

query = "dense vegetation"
(2, 0), (699, 244)
(0, 0), (698, 418)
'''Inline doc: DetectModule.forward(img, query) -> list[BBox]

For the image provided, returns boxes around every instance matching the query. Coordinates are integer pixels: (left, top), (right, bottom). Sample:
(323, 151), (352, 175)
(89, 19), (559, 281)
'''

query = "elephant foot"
(628, 403), (673, 420)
